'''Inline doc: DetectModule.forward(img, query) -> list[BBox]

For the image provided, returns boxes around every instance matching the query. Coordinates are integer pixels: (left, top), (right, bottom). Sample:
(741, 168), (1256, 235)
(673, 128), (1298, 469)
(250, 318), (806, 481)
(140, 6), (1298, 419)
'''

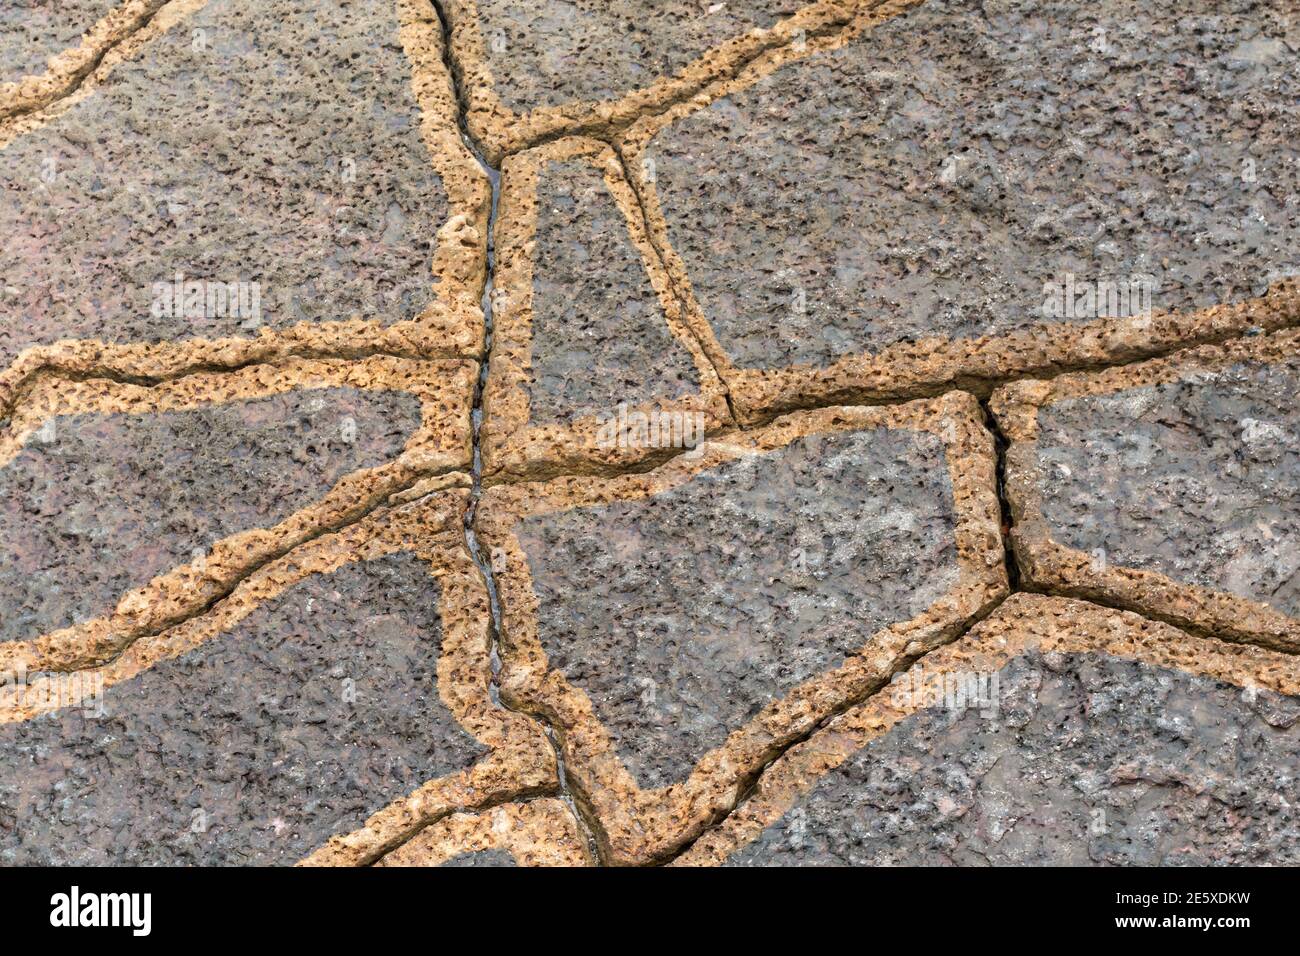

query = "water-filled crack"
(430, 0), (606, 866)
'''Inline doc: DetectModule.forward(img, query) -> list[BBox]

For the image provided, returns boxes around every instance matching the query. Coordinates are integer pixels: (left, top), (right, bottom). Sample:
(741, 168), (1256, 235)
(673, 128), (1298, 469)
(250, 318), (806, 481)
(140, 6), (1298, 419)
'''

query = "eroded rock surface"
(727, 650), (1300, 866)
(0, 0), (118, 85)
(514, 427), (959, 788)
(1035, 358), (1300, 618)
(457, 0), (797, 113)
(525, 157), (698, 426)
(0, 552), (485, 865)
(0, 387), (419, 642)
(645, 0), (1300, 368)
(0, 0), (451, 365)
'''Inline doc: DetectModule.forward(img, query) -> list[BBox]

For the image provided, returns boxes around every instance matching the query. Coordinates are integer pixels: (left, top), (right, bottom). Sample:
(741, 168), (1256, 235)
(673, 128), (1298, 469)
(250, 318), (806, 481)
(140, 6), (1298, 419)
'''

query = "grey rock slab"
(441, 847), (517, 866)
(728, 650), (1300, 865)
(646, 0), (1300, 368)
(1035, 357), (1300, 618)
(526, 157), (699, 426)
(514, 426), (959, 789)
(0, 386), (420, 643)
(0, 552), (486, 865)
(0, 0), (449, 365)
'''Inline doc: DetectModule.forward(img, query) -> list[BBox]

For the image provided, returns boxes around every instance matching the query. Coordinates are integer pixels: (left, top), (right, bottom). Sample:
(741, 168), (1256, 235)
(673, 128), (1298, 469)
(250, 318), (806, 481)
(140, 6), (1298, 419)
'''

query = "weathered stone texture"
(0, 552), (485, 865)
(0, 0), (118, 85)
(727, 650), (1300, 866)
(1034, 358), (1300, 618)
(645, 0), (1299, 368)
(0, 387), (419, 643)
(0, 0), (451, 364)
(460, 0), (797, 113)
(514, 427), (958, 788)
(525, 157), (698, 426)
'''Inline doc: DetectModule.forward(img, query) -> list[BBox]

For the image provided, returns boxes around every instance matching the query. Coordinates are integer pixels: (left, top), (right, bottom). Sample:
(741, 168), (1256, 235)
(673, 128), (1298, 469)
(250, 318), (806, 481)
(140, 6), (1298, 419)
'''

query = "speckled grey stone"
(0, 0), (119, 85)
(646, 0), (1300, 368)
(0, 386), (420, 643)
(728, 651), (1300, 866)
(462, 0), (798, 113)
(515, 427), (958, 789)
(1035, 358), (1300, 617)
(525, 157), (698, 426)
(441, 847), (517, 866)
(0, 552), (485, 865)
(0, 0), (449, 366)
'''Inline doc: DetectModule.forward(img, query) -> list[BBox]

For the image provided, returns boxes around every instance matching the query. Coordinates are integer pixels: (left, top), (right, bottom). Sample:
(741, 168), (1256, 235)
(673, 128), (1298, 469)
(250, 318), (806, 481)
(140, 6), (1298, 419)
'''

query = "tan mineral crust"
(1, 0), (1298, 867)
(377, 799), (592, 866)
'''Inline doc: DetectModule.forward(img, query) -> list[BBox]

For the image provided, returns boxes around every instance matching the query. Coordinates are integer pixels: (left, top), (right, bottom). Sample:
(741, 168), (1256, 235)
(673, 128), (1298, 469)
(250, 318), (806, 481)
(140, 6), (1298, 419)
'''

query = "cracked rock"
(680, 593), (1300, 866)
(479, 393), (1006, 863)
(994, 327), (1300, 649)
(0, 384), (419, 645)
(630, 0), (1300, 418)
(0, 550), (485, 865)
(0, 0), (480, 369)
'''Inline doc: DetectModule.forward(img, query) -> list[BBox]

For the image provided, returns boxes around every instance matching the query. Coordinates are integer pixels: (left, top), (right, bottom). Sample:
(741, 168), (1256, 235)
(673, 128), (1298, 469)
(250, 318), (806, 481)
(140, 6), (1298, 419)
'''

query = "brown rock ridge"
(376, 799), (592, 866)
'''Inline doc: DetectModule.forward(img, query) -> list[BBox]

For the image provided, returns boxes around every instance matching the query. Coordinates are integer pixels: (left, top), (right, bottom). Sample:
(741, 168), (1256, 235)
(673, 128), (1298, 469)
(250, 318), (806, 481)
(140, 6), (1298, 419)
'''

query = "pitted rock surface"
(514, 427), (959, 789)
(441, 848), (517, 866)
(0, 552), (485, 865)
(525, 158), (698, 426)
(0, 0), (118, 85)
(646, 0), (1300, 368)
(463, 0), (797, 113)
(0, 386), (420, 643)
(727, 651), (1300, 866)
(0, 0), (450, 365)
(1034, 359), (1300, 617)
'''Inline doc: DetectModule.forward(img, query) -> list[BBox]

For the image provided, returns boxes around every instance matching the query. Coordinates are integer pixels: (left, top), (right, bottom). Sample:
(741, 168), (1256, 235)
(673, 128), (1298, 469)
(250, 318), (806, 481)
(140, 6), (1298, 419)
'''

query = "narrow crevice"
(696, 314), (1300, 435)
(662, 589), (1012, 865)
(978, 397), (1022, 592)
(430, 0), (606, 866)
(0, 0), (173, 125)
(465, 316), (1300, 492)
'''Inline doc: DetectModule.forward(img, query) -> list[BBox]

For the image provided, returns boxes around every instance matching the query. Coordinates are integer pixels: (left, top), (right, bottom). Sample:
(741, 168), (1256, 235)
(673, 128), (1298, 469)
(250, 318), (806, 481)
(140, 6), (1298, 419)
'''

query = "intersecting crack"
(2, 0), (1297, 868)
(662, 588), (1013, 865)
(429, 0), (606, 866)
